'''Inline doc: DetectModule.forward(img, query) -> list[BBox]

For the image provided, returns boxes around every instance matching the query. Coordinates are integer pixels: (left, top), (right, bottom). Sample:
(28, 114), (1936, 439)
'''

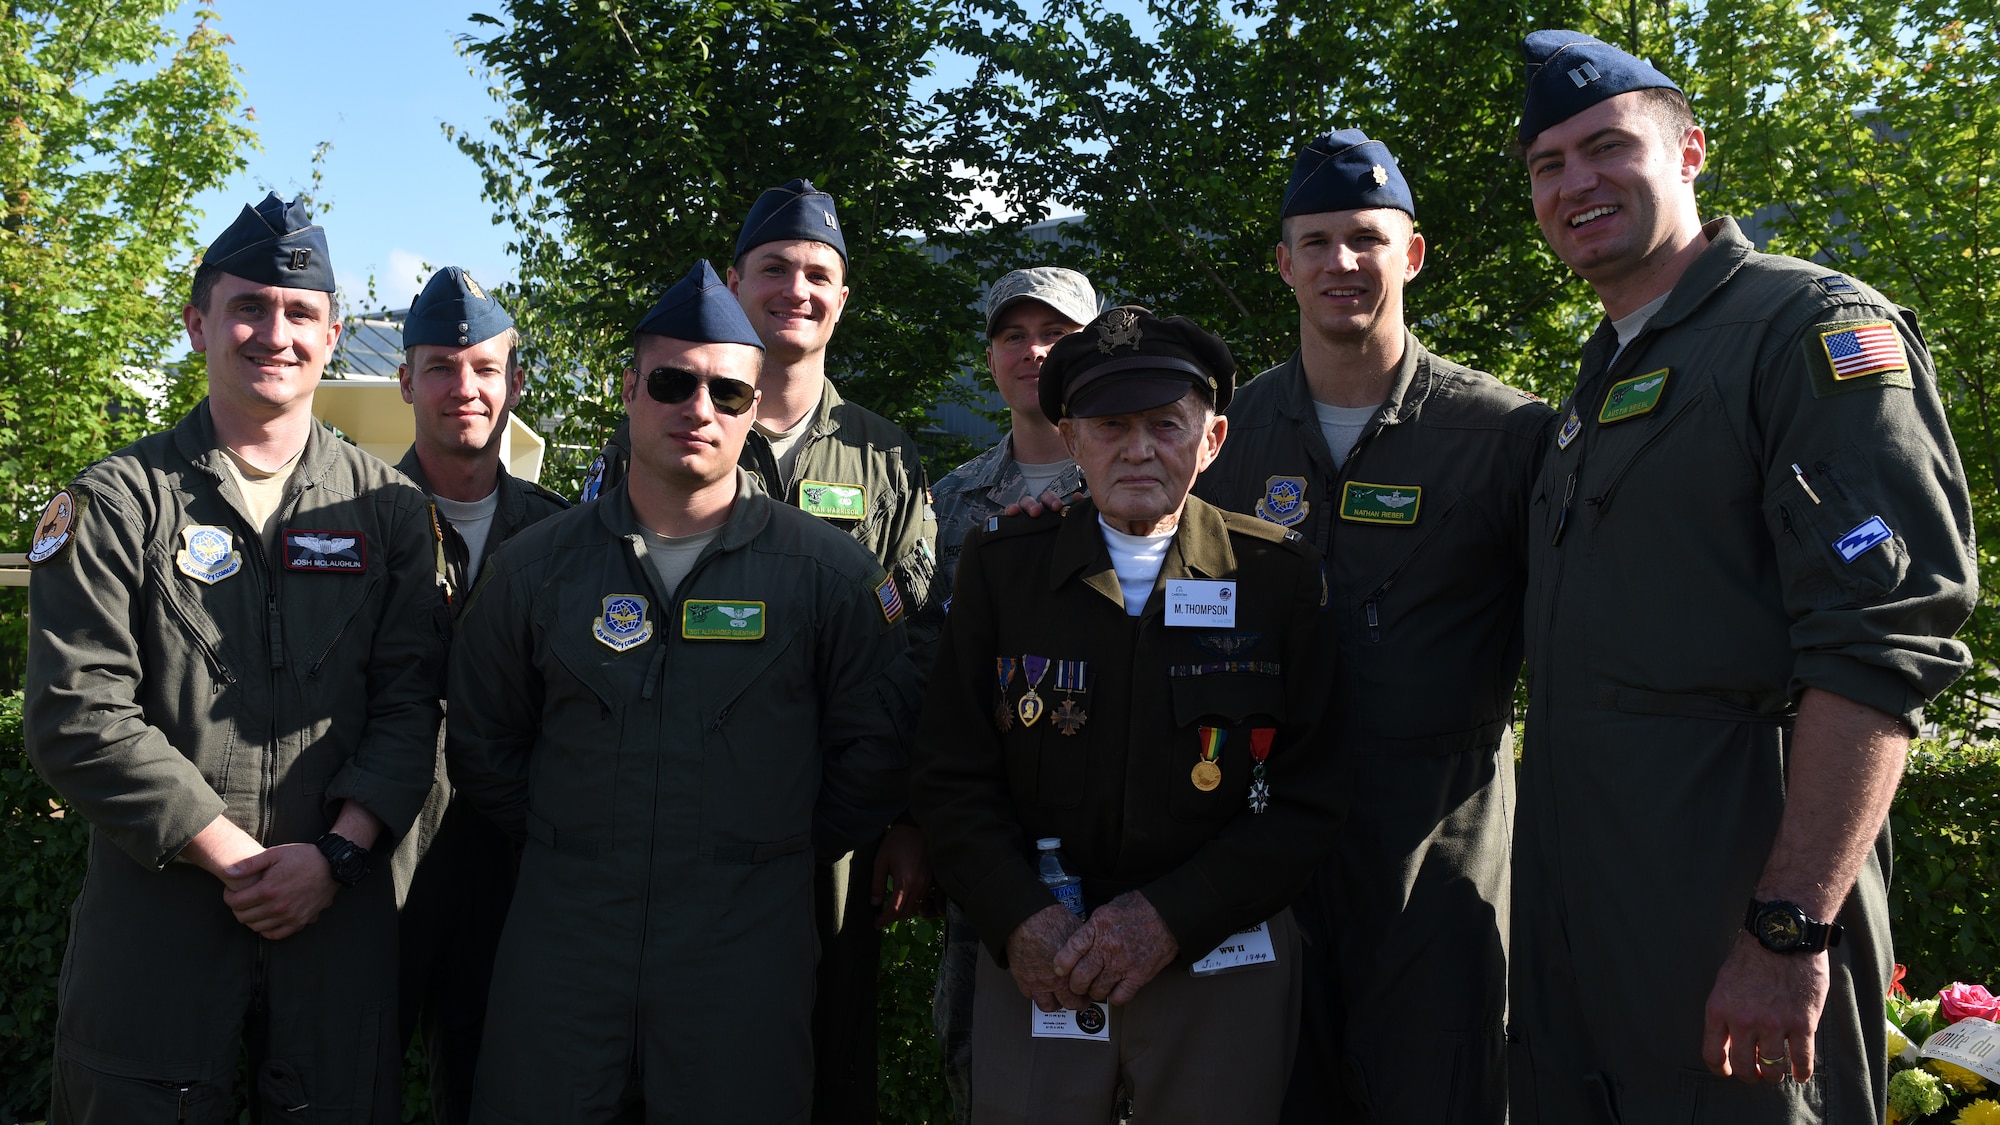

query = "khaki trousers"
(971, 908), (1301, 1125)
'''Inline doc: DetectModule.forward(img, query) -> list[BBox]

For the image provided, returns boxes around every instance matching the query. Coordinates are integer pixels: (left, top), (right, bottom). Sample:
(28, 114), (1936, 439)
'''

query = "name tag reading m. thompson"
(1165, 580), (1237, 628)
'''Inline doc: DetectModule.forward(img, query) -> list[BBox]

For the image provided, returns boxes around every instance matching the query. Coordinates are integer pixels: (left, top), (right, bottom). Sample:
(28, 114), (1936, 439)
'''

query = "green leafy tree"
(0, 0), (255, 684)
(453, 0), (991, 494)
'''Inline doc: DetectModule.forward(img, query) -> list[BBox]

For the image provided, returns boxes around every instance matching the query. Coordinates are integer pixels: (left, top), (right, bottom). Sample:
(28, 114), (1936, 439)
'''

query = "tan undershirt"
(222, 447), (302, 554)
(753, 393), (820, 489)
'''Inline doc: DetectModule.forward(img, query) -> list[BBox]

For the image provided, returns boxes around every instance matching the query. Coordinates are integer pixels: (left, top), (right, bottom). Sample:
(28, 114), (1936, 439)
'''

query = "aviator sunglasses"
(644, 367), (757, 416)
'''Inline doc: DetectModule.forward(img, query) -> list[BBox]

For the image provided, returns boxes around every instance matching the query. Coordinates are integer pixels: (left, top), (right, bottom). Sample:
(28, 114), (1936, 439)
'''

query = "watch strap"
(1744, 898), (1843, 953)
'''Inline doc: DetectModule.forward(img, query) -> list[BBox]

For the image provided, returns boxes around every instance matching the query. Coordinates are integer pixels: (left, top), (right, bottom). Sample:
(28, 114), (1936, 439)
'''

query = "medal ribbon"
(1022, 654), (1051, 688)
(1055, 660), (1088, 692)
(995, 657), (1019, 691)
(1249, 727), (1275, 762)
(1198, 726), (1226, 763)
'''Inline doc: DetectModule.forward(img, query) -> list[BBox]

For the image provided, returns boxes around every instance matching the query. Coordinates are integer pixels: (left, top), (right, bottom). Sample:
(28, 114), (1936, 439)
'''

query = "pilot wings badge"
(284, 528), (367, 572)
(596, 594), (655, 651)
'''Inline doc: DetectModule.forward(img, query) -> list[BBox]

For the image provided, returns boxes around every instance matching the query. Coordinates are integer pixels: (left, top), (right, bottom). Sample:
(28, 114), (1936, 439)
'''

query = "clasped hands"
(1006, 892), (1179, 1011)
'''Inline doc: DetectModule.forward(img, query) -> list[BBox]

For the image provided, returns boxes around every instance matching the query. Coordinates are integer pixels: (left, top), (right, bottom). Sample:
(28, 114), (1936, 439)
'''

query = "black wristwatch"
(315, 833), (372, 888)
(1744, 898), (1843, 954)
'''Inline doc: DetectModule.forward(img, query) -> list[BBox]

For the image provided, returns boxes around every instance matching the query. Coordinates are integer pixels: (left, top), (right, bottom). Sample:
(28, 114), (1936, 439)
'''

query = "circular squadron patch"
(26, 489), (79, 564)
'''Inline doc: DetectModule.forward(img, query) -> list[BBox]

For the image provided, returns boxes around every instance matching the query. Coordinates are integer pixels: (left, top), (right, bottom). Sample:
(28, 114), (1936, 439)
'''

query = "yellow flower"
(1931, 1059), (1991, 1094)
(1955, 1099), (2000, 1125)
(1889, 1023), (1913, 1060)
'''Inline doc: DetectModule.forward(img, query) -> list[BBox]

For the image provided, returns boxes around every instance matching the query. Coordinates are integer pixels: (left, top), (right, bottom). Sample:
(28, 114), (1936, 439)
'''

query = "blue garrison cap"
(402, 267), (513, 350)
(1518, 30), (1682, 146)
(1282, 129), (1415, 219)
(734, 178), (847, 264)
(202, 192), (334, 292)
(636, 260), (764, 348)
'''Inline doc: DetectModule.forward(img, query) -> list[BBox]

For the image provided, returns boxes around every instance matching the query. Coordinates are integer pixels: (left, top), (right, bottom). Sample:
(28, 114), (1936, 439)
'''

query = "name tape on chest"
(1809, 320), (1913, 397)
(1339, 481), (1422, 525)
(176, 524), (243, 584)
(1256, 475), (1309, 527)
(26, 488), (80, 565)
(683, 599), (766, 640)
(594, 594), (654, 651)
(1029, 1001), (1110, 1041)
(284, 529), (367, 573)
(1598, 368), (1670, 424)
(1165, 579), (1237, 627)
(799, 480), (867, 521)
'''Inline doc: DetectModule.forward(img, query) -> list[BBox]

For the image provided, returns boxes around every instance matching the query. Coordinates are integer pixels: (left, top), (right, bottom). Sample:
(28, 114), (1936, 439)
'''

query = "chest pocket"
(1167, 673), (1287, 822)
(1577, 381), (1715, 520)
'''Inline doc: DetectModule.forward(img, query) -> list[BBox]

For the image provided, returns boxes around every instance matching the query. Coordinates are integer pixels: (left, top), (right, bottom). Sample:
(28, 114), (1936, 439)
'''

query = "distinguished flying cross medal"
(1053, 660), (1089, 735)
(994, 657), (1018, 731)
(1018, 654), (1051, 727)
(1248, 728), (1275, 813)
(1192, 726), (1225, 791)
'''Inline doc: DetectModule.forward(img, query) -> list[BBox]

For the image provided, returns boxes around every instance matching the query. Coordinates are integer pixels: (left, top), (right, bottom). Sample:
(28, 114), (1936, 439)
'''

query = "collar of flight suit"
(1049, 494), (1240, 609)
(594, 466), (772, 553)
(1274, 329), (1434, 432)
(1578, 216), (1755, 385)
(172, 397), (343, 514)
(395, 444), (530, 532)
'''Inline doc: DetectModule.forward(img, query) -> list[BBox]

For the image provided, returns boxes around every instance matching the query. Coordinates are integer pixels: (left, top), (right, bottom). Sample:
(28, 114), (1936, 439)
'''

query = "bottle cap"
(1036, 837), (1062, 851)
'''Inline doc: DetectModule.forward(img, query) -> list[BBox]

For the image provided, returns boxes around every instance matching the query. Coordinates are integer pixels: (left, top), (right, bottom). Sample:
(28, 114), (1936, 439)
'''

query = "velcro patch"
(1833, 516), (1894, 562)
(26, 488), (81, 565)
(800, 480), (867, 521)
(683, 600), (766, 640)
(1807, 319), (1913, 398)
(284, 529), (367, 572)
(1598, 369), (1669, 424)
(875, 576), (905, 624)
(1339, 482), (1421, 525)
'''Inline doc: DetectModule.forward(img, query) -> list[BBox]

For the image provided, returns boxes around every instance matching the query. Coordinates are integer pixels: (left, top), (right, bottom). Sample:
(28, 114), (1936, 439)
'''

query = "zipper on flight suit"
(161, 593), (237, 689)
(307, 573), (383, 679)
(152, 1080), (194, 1121)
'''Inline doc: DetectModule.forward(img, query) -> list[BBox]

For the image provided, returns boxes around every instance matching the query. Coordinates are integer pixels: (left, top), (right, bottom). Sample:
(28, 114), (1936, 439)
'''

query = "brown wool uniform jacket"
(912, 495), (1344, 964)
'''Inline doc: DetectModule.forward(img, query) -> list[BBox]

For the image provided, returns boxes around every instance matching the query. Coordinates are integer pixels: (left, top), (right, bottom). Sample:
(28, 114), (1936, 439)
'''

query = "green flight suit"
(24, 401), (446, 1123)
(392, 448), (570, 1125)
(583, 379), (938, 1121)
(1515, 218), (1975, 1124)
(445, 470), (917, 1124)
(1196, 334), (1550, 1123)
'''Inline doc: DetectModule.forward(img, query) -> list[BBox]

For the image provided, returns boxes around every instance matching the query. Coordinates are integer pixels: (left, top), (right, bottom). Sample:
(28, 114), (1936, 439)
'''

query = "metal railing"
(1, 553), (29, 587)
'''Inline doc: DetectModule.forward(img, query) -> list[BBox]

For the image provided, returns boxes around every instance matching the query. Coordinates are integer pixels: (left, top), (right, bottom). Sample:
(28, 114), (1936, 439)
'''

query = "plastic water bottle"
(1037, 837), (1086, 918)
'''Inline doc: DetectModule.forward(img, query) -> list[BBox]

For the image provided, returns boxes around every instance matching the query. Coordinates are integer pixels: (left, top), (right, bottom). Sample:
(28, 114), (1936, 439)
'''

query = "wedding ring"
(1757, 1053), (1788, 1066)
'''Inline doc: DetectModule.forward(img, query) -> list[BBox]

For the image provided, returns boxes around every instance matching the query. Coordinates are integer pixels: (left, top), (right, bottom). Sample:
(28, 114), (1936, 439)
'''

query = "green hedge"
(2, 699), (1992, 1122)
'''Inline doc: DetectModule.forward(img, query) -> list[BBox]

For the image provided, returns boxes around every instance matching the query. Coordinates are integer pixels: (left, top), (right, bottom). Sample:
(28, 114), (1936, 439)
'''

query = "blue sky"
(179, 2), (1001, 315)
(181, 2), (527, 313)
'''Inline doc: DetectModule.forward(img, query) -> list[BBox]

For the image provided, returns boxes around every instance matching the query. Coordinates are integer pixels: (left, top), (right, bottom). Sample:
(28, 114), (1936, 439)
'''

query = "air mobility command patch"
(875, 575), (905, 625)
(1556, 406), (1582, 450)
(593, 594), (654, 652)
(26, 489), (81, 565)
(800, 480), (867, 520)
(1339, 482), (1421, 525)
(683, 600), (766, 640)
(176, 525), (242, 584)
(1598, 369), (1670, 424)
(1255, 476), (1309, 527)
(1807, 320), (1913, 398)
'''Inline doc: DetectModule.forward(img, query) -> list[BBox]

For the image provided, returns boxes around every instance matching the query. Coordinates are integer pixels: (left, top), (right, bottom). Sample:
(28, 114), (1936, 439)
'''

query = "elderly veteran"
(929, 264), (1099, 1122)
(1510, 30), (1974, 1123)
(446, 260), (917, 1123)
(913, 307), (1344, 1125)
(24, 193), (446, 1122)
(1195, 129), (1548, 1124)
(391, 266), (569, 1125)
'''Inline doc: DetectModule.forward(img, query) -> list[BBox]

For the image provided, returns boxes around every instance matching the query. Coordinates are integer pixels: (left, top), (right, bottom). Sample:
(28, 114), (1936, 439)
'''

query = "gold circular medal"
(1191, 760), (1222, 791)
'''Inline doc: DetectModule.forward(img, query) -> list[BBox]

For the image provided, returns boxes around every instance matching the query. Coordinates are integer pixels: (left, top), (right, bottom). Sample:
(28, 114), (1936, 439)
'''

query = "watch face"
(1758, 908), (1803, 949)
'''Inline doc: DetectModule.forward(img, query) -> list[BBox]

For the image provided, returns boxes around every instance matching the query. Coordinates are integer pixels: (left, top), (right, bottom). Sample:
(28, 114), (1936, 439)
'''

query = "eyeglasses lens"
(646, 368), (755, 416)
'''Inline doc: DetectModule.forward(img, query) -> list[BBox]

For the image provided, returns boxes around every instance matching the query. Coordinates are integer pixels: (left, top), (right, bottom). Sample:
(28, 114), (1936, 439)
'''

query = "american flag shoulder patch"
(1806, 319), (1914, 398)
(875, 575), (905, 624)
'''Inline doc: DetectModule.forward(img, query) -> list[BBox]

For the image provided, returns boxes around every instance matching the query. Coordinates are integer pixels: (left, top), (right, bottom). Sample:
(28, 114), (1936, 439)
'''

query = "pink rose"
(1938, 982), (2000, 1024)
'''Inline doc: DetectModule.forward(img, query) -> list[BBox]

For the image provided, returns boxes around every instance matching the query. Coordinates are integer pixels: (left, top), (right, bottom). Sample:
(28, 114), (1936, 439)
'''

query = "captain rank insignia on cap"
(1598, 369), (1669, 424)
(176, 525), (243, 584)
(1256, 476), (1309, 528)
(1339, 482), (1422, 525)
(594, 594), (654, 652)
(26, 488), (81, 565)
